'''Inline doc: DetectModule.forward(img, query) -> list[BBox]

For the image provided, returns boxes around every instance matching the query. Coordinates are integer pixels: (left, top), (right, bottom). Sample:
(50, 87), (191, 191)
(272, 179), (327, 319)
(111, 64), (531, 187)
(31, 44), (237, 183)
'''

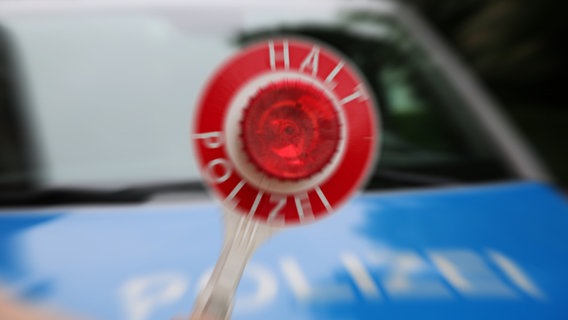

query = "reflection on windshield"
(0, 9), (512, 196)
(236, 18), (512, 187)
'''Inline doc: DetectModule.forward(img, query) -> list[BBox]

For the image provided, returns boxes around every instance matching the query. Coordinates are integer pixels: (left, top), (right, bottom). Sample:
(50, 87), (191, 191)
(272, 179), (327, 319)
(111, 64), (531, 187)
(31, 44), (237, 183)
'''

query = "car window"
(0, 5), (513, 192)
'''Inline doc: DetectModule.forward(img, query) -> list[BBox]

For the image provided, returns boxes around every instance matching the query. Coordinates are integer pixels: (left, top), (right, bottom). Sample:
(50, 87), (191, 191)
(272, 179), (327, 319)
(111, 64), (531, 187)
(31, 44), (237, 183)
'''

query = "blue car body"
(1, 181), (566, 319)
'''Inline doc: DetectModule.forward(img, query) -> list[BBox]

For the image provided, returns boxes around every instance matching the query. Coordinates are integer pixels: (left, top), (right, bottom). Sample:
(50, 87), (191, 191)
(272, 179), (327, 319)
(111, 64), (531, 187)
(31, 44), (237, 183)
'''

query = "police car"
(0, 0), (566, 319)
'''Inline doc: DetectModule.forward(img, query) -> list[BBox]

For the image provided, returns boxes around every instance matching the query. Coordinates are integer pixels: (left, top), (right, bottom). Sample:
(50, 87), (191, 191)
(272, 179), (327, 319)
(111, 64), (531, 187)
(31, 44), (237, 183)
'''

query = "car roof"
(0, 0), (397, 16)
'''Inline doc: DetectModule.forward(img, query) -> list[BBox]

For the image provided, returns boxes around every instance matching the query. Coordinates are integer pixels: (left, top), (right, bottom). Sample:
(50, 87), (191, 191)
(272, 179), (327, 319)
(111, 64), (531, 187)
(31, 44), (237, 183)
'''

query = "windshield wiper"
(0, 170), (459, 208)
(0, 181), (206, 208)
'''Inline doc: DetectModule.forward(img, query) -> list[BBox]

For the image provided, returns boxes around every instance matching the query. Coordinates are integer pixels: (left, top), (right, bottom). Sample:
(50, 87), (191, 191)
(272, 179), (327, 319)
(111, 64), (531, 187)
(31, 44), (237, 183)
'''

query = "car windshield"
(0, 3), (513, 199)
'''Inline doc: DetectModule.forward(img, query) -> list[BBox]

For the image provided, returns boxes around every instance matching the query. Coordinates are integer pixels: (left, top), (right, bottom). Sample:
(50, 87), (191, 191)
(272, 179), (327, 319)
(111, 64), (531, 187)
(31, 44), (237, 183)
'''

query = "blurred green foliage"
(407, 0), (568, 186)
(407, 0), (568, 98)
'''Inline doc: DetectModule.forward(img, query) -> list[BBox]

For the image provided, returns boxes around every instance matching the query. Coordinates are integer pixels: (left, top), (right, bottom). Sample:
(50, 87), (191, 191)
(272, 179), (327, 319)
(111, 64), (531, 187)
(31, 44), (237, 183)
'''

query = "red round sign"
(193, 38), (379, 225)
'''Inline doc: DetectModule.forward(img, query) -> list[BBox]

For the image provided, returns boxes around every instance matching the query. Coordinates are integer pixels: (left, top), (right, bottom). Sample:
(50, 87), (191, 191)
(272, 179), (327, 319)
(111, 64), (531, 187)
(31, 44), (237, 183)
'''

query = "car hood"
(0, 181), (567, 319)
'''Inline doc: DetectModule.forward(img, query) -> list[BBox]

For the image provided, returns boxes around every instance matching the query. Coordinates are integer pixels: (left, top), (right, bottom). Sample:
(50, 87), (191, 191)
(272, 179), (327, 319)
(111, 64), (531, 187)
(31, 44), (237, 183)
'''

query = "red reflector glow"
(241, 80), (341, 180)
(194, 38), (378, 224)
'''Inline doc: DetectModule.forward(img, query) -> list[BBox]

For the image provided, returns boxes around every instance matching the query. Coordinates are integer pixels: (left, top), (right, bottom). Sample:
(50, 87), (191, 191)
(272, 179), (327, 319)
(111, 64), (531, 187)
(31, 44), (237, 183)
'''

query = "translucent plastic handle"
(189, 210), (277, 320)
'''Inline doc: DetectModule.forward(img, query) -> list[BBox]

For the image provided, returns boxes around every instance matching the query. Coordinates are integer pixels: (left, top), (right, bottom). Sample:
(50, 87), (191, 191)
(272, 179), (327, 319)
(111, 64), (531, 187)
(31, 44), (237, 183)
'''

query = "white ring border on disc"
(223, 71), (348, 195)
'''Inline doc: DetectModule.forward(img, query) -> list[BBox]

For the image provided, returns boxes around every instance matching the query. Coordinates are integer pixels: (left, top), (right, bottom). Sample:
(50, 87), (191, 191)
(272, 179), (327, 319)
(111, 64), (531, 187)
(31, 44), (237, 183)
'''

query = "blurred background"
(0, 0), (565, 197)
(0, 1), (567, 319)
(407, 0), (568, 187)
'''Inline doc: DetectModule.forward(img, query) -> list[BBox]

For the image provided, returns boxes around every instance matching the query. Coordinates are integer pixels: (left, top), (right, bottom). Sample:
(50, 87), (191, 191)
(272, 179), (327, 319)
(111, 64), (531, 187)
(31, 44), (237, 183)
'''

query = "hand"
(0, 291), (78, 320)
